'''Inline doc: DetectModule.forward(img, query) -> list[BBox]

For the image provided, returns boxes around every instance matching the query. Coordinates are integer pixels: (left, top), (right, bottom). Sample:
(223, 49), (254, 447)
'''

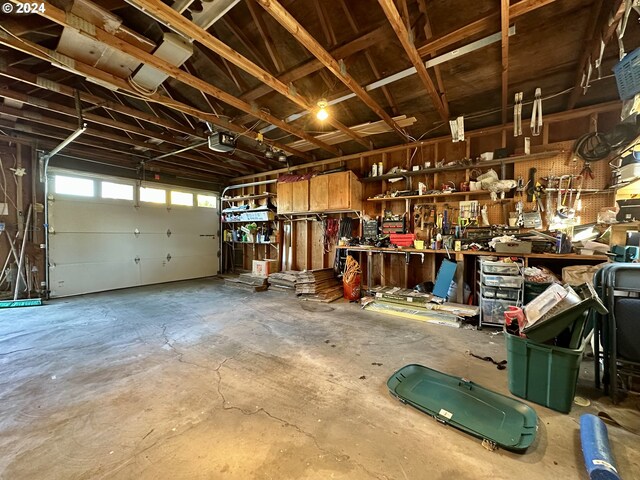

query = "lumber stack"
(224, 274), (268, 292)
(268, 271), (300, 292)
(364, 286), (479, 327)
(295, 268), (343, 302)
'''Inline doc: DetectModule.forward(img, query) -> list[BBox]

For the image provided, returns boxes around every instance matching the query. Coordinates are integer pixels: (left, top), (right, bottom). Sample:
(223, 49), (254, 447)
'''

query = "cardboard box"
(252, 260), (270, 277)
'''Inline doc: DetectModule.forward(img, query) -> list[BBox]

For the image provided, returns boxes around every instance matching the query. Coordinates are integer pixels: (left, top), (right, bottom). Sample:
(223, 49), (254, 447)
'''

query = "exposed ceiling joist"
(417, 0), (448, 114)
(0, 100), (250, 175)
(415, 0), (558, 58)
(125, 0), (369, 151)
(337, 0), (399, 116)
(255, 0), (409, 143)
(0, 21), (312, 161)
(377, 0), (449, 122)
(245, 0), (284, 73)
(567, 0), (625, 109)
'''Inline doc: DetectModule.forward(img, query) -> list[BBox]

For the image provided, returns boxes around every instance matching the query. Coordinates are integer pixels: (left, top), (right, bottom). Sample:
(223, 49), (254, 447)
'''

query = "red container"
(390, 233), (416, 247)
(343, 274), (361, 301)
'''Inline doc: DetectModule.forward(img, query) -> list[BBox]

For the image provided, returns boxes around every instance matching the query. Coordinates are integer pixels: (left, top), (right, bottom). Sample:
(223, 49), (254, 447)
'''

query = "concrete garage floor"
(1, 278), (639, 480)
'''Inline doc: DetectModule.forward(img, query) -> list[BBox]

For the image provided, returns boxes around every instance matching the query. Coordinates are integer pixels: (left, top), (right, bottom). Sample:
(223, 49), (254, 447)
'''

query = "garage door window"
(140, 187), (166, 204)
(170, 191), (193, 206)
(197, 194), (216, 208)
(54, 175), (94, 197)
(101, 181), (134, 201)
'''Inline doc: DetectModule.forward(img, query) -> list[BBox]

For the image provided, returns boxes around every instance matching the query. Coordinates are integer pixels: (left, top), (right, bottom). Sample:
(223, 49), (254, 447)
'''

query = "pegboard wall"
(513, 141), (615, 226)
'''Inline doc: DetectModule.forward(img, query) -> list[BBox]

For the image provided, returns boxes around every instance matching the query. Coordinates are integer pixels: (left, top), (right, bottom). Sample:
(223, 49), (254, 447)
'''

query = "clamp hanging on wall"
(530, 88), (543, 136)
(449, 116), (465, 142)
(513, 92), (523, 137)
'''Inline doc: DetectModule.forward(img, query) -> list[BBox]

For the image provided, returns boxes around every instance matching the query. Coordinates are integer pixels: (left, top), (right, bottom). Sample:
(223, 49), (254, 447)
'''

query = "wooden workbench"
(336, 245), (608, 302)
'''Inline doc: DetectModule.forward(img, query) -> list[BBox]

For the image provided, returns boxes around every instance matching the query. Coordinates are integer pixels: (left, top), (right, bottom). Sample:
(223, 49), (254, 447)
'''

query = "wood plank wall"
(230, 102), (622, 280)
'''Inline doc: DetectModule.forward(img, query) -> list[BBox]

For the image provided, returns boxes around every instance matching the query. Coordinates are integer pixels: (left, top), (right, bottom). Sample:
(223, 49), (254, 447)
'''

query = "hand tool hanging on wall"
(513, 92), (523, 137)
(527, 167), (537, 202)
(530, 88), (543, 136)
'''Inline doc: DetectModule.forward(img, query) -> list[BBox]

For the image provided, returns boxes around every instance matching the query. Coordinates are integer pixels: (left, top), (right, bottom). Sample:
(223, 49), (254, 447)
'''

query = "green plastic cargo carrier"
(387, 364), (538, 451)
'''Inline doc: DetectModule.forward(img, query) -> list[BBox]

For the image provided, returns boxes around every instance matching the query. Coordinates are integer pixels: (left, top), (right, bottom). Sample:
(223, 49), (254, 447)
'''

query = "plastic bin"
(483, 286), (520, 301)
(505, 332), (585, 413)
(481, 273), (524, 288)
(524, 281), (552, 304)
(481, 298), (517, 325)
(613, 47), (640, 100)
(481, 260), (522, 275)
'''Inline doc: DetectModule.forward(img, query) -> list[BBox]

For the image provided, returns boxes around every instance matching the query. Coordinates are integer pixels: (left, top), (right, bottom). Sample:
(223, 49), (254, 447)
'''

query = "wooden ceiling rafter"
(0, 76), (269, 172)
(415, 0), (559, 58)
(0, 16), (314, 162)
(126, 0), (370, 152)
(377, 0), (449, 121)
(254, 0), (408, 143)
(313, 0), (336, 48)
(0, 61), (197, 139)
(246, 0), (285, 73)
(0, 100), (252, 175)
(500, 0), (509, 125)
(416, 0), (448, 114)
(219, 16), (271, 72)
(337, 0), (399, 116)
(567, 0), (624, 109)
(239, 23), (389, 104)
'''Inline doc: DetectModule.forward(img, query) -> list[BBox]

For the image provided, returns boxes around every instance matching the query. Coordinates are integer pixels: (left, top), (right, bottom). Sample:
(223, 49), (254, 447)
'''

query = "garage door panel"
(166, 255), (218, 280)
(48, 173), (218, 297)
(166, 234), (215, 256)
(50, 200), (137, 233)
(49, 261), (140, 297)
(50, 233), (137, 263)
(166, 210), (216, 232)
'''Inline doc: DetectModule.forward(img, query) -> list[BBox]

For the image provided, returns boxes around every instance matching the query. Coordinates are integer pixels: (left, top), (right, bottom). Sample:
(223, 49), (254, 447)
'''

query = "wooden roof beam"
(220, 16), (271, 72)
(500, 0), (509, 125)
(337, 0), (399, 116)
(246, 0), (285, 73)
(416, 0), (448, 116)
(567, 0), (623, 109)
(416, 0), (559, 58)
(0, 10), (313, 161)
(254, 0), (408, 143)
(126, 0), (368, 151)
(0, 102), (251, 175)
(377, 0), (449, 121)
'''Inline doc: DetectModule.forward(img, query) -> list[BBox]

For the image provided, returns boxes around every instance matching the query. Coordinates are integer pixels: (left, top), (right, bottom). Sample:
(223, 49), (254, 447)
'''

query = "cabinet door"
(277, 182), (293, 214)
(310, 175), (329, 211)
(328, 172), (351, 210)
(292, 180), (309, 212)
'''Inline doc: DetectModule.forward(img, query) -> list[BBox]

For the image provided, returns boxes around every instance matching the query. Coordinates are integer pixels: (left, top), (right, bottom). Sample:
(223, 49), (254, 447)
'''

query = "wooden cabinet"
(310, 175), (329, 211)
(292, 180), (309, 212)
(327, 171), (362, 211)
(277, 182), (293, 214)
(278, 172), (362, 213)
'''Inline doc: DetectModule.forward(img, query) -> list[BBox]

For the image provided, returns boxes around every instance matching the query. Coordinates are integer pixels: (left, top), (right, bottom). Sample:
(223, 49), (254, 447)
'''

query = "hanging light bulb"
(316, 99), (328, 121)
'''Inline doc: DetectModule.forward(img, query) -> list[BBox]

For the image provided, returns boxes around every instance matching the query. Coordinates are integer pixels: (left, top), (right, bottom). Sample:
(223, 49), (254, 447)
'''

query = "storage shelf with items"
(478, 258), (524, 329)
(220, 183), (280, 274)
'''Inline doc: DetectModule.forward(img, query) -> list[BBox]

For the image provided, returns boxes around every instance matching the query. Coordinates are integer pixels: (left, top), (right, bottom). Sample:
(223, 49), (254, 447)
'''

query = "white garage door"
(47, 170), (219, 298)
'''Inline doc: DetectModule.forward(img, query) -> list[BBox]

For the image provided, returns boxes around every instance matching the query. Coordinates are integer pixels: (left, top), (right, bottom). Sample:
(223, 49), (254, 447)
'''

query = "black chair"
(604, 264), (640, 403)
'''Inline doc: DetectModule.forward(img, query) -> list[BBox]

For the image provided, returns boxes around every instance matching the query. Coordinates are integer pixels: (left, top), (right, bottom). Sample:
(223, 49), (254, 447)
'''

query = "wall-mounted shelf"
(368, 191), (492, 202)
(222, 218), (276, 223)
(360, 151), (559, 183)
(222, 193), (276, 202)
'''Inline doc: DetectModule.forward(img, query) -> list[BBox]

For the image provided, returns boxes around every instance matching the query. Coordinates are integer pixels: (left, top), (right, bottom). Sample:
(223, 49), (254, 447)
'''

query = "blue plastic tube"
(580, 414), (622, 480)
